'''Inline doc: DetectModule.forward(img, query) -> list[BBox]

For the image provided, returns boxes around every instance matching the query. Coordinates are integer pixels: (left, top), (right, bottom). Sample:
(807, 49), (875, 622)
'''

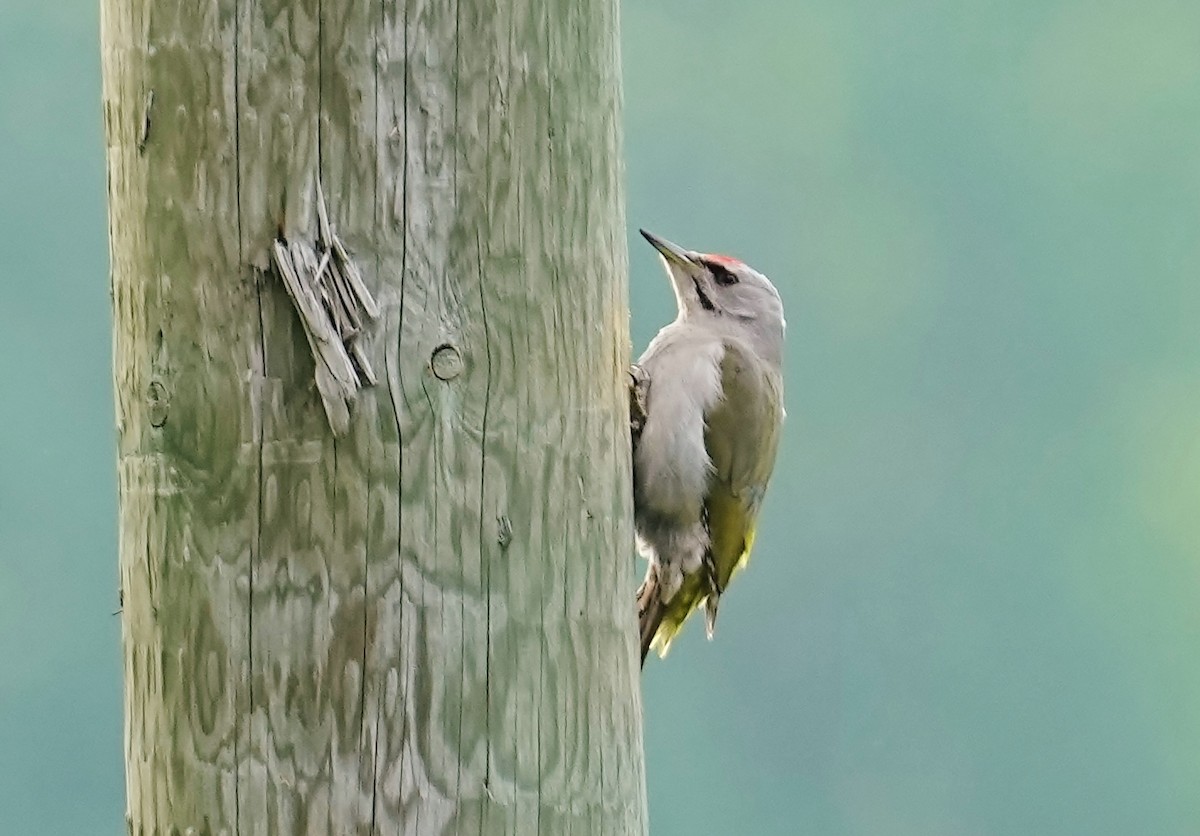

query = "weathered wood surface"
(101, 0), (646, 832)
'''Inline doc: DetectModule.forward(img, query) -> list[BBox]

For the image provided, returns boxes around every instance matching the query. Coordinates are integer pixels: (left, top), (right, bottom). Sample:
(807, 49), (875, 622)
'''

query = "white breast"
(634, 323), (726, 522)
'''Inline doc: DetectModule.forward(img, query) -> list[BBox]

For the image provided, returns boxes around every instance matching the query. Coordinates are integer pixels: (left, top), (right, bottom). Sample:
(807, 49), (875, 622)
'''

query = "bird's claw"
(628, 363), (650, 443)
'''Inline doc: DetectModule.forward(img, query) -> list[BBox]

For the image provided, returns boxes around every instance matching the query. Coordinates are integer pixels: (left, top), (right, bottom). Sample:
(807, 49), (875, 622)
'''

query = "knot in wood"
(146, 380), (169, 427)
(431, 343), (463, 381)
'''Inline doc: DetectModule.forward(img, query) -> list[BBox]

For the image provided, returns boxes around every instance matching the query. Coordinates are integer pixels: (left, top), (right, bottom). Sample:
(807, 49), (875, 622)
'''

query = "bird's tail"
(639, 563), (713, 666)
(637, 565), (666, 668)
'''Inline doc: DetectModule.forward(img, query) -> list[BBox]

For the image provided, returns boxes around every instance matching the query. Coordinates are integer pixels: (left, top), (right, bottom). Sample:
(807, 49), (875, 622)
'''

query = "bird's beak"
(641, 229), (715, 315)
(640, 229), (697, 271)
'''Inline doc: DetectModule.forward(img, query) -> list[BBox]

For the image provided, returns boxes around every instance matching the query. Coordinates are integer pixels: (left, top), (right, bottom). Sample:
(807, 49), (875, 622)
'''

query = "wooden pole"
(102, 0), (647, 832)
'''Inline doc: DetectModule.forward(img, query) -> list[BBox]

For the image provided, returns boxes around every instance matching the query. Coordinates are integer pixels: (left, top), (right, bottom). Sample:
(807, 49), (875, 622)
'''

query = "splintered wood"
(271, 181), (380, 436)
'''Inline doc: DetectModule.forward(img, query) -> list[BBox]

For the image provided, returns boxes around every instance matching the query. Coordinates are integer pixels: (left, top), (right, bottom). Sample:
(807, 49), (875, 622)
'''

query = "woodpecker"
(632, 230), (786, 666)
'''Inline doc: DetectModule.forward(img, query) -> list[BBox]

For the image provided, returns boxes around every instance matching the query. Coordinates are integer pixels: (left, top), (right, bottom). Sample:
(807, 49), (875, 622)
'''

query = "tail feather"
(703, 592), (720, 639)
(638, 561), (719, 666)
(701, 549), (722, 640)
(637, 565), (666, 668)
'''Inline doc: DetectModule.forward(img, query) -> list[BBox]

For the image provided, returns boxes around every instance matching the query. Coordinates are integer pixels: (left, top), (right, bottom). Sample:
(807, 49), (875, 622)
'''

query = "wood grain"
(102, 0), (646, 832)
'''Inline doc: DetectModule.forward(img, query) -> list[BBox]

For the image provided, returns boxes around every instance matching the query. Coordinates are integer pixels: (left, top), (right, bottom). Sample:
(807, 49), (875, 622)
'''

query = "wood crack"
(270, 180), (381, 437)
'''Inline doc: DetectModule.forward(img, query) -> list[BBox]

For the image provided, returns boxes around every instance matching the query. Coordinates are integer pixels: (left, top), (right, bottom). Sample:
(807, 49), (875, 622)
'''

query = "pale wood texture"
(101, 0), (646, 832)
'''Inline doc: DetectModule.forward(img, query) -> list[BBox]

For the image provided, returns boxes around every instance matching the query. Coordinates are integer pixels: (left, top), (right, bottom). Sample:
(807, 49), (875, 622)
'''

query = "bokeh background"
(4, 0), (1200, 833)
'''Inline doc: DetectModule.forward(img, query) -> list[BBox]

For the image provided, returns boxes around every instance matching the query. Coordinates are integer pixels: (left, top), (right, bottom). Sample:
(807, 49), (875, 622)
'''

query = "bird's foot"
(628, 363), (650, 443)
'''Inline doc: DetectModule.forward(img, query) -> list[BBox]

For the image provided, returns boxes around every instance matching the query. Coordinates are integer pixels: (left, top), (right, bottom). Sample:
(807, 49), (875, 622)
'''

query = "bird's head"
(641, 229), (785, 356)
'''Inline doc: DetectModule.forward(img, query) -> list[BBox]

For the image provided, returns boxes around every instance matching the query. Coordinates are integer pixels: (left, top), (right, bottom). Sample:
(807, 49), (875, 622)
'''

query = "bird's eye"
(710, 263), (739, 286)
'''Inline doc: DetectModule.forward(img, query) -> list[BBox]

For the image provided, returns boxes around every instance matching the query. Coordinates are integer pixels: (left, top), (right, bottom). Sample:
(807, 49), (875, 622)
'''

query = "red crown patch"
(705, 253), (742, 266)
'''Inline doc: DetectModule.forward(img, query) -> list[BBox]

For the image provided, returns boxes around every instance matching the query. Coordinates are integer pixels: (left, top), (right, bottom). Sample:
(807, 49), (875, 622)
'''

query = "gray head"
(641, 229), (786, 363)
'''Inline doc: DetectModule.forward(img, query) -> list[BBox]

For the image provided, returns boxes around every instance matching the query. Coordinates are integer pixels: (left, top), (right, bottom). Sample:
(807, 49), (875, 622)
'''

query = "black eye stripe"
(709, 262), (739, 286)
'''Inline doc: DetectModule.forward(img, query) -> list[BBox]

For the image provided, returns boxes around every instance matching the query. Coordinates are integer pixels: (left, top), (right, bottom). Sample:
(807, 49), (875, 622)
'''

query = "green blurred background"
(4, 0), (1200, 833)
